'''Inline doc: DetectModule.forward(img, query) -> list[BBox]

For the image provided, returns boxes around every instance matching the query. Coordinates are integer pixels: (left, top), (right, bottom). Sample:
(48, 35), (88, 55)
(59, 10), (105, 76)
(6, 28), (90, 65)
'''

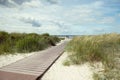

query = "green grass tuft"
(65, 33), (120, 80)
(0, 31), (60, 55)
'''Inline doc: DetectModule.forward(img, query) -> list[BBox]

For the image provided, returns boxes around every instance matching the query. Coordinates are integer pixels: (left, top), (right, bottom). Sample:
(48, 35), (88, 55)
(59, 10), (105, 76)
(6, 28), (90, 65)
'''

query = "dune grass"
(0, 31), (60, 55)
(64, 33), (120, 80)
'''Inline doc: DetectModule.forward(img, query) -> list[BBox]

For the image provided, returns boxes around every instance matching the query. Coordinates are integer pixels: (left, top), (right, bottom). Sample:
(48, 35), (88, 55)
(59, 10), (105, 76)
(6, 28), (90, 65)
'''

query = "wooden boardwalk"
(0, 41), (68, 80)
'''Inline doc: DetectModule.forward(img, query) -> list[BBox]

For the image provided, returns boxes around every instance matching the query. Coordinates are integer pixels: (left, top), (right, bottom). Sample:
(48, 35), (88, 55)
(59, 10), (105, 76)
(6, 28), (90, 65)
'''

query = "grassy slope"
(64, 33), (120, 80)
(0, 31), (60, 55)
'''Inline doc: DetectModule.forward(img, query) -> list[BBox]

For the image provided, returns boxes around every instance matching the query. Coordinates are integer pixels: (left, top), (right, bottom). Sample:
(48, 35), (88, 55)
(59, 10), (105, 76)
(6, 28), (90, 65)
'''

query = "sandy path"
(41, 52), (94, 80)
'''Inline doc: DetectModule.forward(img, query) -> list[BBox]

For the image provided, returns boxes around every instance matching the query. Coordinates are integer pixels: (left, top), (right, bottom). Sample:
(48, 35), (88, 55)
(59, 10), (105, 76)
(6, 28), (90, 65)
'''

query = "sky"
(0, 0), (120, 35)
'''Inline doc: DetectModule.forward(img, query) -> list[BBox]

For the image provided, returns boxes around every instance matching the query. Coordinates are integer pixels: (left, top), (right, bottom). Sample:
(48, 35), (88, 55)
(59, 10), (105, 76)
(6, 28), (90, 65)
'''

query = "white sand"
(56, 40), (65, 45)
(56, 38), (71, 46)
(42, 52), (94, 80)
(0, 53), (34, 68)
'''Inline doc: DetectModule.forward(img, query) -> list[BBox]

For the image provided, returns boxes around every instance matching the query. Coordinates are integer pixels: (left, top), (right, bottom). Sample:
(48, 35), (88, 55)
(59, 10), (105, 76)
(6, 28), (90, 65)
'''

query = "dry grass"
(64, 33), (120, 80)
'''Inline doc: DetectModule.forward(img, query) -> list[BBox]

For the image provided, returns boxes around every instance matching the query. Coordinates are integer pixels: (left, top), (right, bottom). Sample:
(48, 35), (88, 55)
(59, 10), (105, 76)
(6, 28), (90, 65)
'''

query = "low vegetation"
(59, 37), (65, 40)
(64, 33), (120, 80)
(0, 31), (60, 55)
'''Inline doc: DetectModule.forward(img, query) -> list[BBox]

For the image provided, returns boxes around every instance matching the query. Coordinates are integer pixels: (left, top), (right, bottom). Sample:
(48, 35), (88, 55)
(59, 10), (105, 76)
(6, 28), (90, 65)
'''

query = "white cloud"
(93, 1), (104, 7)
(61, 1), (104, 25)
(22, 0), (43, 8)
(38, 24), (61, 34)
(94, 28), (104, 32)
(100, 17), (115, 24)
(118, 13), (120, 17)
(0, 24), (39, 33)
(0, 0), (119, 35)
(0, 0), (109, 34)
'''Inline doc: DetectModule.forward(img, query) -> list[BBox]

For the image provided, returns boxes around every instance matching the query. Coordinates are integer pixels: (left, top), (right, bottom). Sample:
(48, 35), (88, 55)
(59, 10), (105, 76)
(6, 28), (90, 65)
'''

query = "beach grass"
(0, 31), (60, 55)
(64, 33), (120, 80)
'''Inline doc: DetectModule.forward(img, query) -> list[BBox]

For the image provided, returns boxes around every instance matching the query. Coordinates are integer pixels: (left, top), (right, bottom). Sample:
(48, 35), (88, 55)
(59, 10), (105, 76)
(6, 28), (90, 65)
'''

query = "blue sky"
(0, 0), (120, 35)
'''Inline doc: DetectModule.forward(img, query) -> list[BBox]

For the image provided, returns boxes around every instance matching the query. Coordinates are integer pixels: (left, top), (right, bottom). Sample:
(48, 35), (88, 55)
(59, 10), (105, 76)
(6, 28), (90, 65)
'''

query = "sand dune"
(42, 52), (94, 80)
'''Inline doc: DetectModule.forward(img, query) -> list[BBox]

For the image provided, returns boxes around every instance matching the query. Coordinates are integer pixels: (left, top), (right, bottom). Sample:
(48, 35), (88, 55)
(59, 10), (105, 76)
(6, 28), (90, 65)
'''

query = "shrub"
(16, 36), (46, 53)
(63, 59), (70, 66)
(10, 33), (25, 41)
(43, 36), (56, 46)
(0, 31), (61, 55)
(42, 33), (50, 37)
(60, 37), (65, 40)
(0, 31), (9, 44)
(0, 31), (14, 55)
(0, 42), (13, 54)
(52, 36), (60, 43)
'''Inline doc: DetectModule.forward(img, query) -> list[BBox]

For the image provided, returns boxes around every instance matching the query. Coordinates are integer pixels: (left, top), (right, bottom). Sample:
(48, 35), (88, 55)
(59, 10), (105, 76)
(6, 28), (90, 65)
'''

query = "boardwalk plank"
(0, 41), (68, 80)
